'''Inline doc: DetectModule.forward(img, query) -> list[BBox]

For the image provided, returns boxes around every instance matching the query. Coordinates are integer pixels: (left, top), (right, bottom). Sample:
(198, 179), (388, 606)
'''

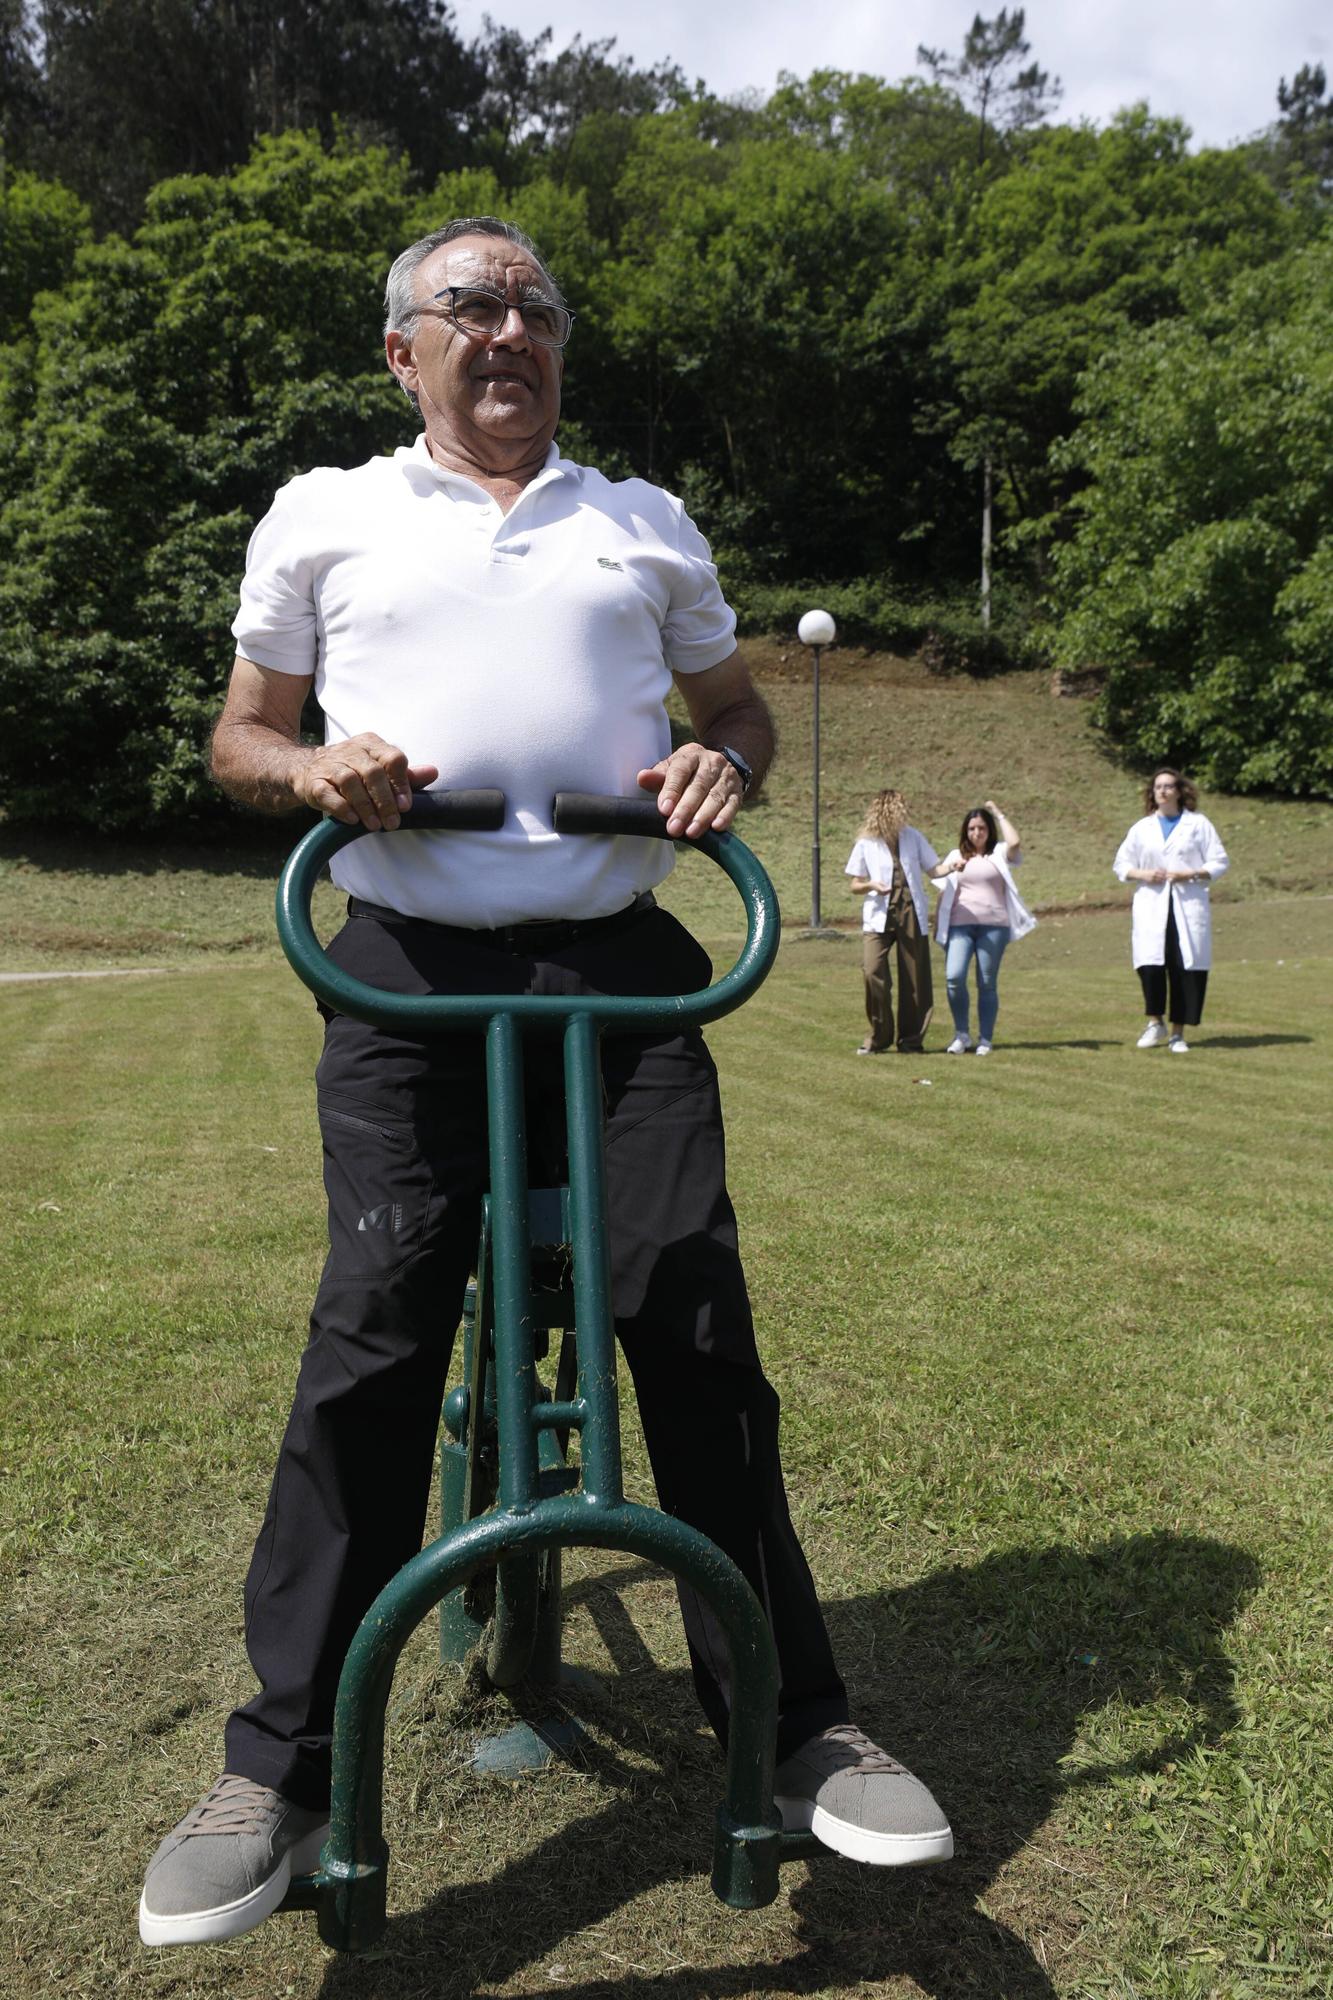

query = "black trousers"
(1137, 904), (1209, 1027)
(225, 903), (847, 1808)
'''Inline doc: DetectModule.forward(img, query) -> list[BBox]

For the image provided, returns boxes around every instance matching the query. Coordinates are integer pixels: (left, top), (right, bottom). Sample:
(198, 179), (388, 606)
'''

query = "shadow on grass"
(970, 1038), (1121, 1051)
(317, 1530), (1258, 2000)
(0, 816), (308, 879)
(986, 1034), (1312, 1052)
(1193, 1034), (1313, 1050)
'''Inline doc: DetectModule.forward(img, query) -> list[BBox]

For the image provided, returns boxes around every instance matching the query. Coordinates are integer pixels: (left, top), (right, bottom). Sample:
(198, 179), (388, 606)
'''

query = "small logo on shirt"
(596, 556), (623, 571)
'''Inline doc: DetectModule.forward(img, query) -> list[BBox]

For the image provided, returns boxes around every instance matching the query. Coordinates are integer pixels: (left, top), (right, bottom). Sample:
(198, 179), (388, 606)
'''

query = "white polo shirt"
(231, 437), (737, 926)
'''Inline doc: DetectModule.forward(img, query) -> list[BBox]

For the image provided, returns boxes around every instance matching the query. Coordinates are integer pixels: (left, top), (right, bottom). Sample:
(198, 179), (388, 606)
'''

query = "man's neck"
(422, 427), (553, 513)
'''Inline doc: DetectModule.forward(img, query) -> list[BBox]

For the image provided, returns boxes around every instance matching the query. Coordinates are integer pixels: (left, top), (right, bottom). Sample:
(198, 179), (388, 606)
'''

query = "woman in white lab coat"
(1113, 769), (1229, 1052)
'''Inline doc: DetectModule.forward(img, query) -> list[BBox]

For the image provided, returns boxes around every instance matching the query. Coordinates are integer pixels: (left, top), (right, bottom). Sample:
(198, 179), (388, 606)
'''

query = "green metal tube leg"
(319, 1497), (782, 1947)
(562, 1013), (624, 1505)
(485, 1014), (539, 1514)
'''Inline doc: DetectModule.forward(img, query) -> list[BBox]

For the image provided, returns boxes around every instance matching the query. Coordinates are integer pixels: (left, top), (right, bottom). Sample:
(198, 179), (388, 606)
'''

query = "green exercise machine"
(272, 789), (819, 1951)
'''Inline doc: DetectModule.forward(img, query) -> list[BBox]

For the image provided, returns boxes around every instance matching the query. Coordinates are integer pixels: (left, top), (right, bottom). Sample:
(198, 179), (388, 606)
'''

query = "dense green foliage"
(1048, 231), (1333, 795)
(0, 7), (1329, 822)
(0, 138), (419, 824)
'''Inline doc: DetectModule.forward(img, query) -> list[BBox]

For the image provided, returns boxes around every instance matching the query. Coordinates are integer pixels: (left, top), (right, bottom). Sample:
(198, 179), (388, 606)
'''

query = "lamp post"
(797, 608), (838, 933)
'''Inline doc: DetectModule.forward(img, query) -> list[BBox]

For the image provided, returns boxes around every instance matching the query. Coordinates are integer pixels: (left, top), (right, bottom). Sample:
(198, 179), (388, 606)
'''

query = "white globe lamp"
(797, 608), (837, 647)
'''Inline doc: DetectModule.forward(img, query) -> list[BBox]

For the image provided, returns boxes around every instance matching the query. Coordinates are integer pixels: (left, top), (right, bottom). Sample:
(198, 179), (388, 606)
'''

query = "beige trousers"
(861, 890), (934, 1051)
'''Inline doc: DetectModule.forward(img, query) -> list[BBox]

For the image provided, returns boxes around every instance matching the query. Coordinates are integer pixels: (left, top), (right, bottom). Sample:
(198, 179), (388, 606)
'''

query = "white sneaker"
(774, 1723), (953, 1867)
(1136, 1022), (1169, 1048)
(1168, 1035), (1190, 1053)
(139, 1775), (329, 1947)
(974, 1041), (993, 1056)
(945, 1034), (972, 1055)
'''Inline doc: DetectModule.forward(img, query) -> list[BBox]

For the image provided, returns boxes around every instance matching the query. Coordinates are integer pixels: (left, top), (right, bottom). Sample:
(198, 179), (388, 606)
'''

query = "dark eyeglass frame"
(427, 285), (575, 349)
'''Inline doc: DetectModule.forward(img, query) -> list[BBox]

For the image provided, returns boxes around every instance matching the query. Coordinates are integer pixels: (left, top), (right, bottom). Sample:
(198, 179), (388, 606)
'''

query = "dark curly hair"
(1142, 767), (1198, 815)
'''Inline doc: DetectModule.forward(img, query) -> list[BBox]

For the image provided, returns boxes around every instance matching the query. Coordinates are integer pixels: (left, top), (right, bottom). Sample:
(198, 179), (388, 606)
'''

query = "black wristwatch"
(719, 744), (753, 794)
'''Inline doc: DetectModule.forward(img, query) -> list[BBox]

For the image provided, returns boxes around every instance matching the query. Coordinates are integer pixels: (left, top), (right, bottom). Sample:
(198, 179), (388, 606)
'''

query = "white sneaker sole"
(138, 1821), (329, 1946)
(776, 1794), (954, 1867)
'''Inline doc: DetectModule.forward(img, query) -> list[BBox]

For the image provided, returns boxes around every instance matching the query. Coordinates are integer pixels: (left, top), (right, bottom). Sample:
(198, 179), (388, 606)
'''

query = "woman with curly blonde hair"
(844, 789), (939, 1054)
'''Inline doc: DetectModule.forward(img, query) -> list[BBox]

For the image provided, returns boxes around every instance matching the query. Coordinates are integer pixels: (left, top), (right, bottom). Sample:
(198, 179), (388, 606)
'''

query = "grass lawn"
(3, 822), (1331, 2000)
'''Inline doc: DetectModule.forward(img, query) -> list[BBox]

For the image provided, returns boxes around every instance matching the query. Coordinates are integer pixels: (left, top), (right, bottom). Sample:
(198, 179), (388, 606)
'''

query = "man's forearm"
(211, 718), (313, 815)
(696, 691), (776, 793)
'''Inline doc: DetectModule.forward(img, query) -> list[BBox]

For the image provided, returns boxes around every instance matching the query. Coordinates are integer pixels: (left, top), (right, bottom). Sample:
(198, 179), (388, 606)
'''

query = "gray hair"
(383, 216), (565, 345)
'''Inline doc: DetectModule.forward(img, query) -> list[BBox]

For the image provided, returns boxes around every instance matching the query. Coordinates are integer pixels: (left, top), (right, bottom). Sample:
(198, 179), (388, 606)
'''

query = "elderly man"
(139, 218), (952, 1948)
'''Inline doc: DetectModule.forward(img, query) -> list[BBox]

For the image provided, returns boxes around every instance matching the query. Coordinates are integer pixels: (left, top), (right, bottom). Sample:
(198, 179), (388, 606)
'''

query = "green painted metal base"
(467, 1664), (603, 1776)
(470, 1714), (582, 1776)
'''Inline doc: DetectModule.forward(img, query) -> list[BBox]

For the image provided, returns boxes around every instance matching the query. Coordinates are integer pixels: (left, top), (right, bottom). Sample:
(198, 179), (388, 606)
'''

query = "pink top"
(951, 854), (1010, 927)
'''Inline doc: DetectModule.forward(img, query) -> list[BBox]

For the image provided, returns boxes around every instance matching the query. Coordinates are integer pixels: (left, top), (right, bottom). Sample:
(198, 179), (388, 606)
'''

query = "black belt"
(347, 891), (656, 954)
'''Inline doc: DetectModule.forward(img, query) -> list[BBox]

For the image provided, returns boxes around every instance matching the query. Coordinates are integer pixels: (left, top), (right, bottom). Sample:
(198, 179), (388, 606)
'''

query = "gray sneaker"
(138, 1774), (329, 1946)
(774, 1723), (953, 1866)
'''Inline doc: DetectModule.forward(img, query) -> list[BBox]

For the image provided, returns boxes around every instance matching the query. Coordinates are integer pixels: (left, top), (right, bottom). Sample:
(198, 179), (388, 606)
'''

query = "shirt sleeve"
(660, 501), (738, 674)
(915, 830), (940, 871)
(230, 481), (320, 676)
(1198, 816), (1229, 879)
(845, 840), (869, 878)
(1112, 824), (1142, 881)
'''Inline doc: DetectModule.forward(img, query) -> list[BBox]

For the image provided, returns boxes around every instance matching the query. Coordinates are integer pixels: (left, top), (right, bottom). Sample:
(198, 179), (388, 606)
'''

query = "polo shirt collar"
(398, 434), (579, 506)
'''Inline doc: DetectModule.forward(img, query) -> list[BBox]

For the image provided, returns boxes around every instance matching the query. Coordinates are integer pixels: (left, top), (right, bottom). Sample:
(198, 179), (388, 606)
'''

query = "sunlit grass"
(3, 893), (1330, 1998)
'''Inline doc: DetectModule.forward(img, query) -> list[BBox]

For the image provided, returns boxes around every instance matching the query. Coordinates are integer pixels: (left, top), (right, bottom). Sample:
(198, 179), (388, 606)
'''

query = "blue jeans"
(945, 924), (1010, 1041)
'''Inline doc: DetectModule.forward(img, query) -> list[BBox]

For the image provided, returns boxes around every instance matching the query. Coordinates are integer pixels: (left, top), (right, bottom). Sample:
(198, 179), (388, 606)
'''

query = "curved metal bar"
(315, 1499), (781, 1949)
(275, 810), (780, 1036)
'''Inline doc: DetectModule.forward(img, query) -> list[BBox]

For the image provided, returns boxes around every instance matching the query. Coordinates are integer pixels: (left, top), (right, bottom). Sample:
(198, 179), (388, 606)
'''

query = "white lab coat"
(933, 840), (1037, 946)
(844, 827), (939, 931)
(1112, 811), (1229, 969)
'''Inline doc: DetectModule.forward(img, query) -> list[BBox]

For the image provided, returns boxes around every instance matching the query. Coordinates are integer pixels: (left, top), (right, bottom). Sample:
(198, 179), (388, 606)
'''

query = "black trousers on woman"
(224, 901), (847, 1809)
(1137, 903), (1208, 1026)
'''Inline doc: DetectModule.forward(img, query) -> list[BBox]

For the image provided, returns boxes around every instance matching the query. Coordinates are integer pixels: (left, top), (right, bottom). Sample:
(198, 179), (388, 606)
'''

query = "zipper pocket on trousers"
(320, 1104), (415, 1145)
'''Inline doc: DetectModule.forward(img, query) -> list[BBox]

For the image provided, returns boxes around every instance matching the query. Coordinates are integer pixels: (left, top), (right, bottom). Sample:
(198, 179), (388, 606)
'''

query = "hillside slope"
(2, 652), (1330, 967)
(659, 650), (1333, 936)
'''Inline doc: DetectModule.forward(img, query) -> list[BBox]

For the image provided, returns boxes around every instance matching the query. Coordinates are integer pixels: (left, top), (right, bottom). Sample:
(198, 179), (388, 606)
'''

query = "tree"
(1046, 232), (1333, 796)
(916, 8), (1061, 165)
(0, 0), (44, 158)
(5, 0), (487, 231)
(602, 120), (929, 579)
(0, 167), (90, 344)
(932, 111), (1297, 560)
(1274, 62), (1333, 194)
(0, 133), (425, 825)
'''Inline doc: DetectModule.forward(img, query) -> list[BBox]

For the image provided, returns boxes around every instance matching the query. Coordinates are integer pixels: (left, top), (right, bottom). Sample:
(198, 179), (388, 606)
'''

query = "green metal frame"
(273, 798), (817, 1952)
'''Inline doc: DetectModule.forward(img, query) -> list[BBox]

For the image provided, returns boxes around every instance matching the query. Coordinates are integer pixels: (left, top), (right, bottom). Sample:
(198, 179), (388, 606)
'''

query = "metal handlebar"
(276, 790), (781, 1033)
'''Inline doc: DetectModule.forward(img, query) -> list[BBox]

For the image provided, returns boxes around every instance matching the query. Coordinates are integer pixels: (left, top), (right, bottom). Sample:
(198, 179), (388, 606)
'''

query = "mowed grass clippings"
(2, 900), (1332, 1993)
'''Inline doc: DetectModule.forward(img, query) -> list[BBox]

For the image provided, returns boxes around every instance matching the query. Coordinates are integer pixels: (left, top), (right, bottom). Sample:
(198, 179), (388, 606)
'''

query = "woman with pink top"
(931, 801), (1036, 1055)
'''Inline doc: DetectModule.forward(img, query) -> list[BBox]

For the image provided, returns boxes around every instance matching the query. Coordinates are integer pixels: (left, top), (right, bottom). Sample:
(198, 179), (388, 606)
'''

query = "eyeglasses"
(427, 286), (575, 349)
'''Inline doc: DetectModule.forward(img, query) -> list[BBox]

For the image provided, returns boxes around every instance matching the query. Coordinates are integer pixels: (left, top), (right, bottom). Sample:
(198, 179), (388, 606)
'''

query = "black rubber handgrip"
(552, 792), (678, 840)
(401, 789), (505, 830)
